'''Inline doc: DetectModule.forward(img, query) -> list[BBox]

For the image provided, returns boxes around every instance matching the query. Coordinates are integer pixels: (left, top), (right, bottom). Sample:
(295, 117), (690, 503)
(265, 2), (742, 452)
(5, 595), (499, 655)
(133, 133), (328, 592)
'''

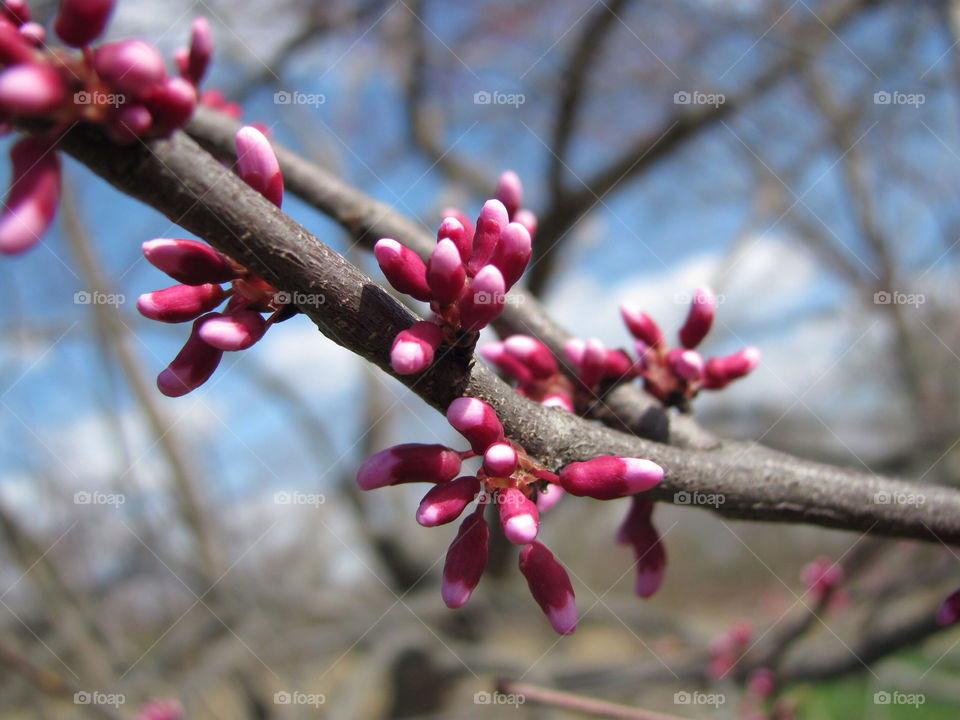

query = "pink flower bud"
(578, 338), (607, 387)
(703, 347), (760, 389)
(619, 304), (663, 347)
(747, 669), (775, 698)
(374, 238), (431, 302)
(198, 309), (266, 350)
(235, 125), (283, 207)
(483, 442), (518, 477)
(480, 341), (533, 384)
(559, 456), (663, 500)
(604, 348), (635, 380)
(541, 393), (574, 412)
(563, 337), (585, 366)
(616, 498), (666, 598)
(518, 541), (576, 634)
(54, 0), (114, 47)
(666, 348), (704, 382)
(442, 505), (488, 608)
(439, 208), (474, 251)
(495, 170), (523, 218)
(106, 103), (152, 142)
(0, 135), (60, 255)
(3, 1), (30, 25)
(17, 22), (43, 46)
(678, 286), (716, 349)
(93, 40), (165, 98)
(536, 483), (564, 512)
(356, 443), (462, 491)
(497, 487), (538, 544)
(503, 335), (557, 379)
(142, 238), (238, 285)
(446, 396), (503, 454)
(937, 587), (960, 625)
(513, 208), (537, 238)
(143, 77), (196, 136)
(488, 221), (531, 289)
(136, 699), (184, 720)
(390, 320), (442, 375)
(459, 264), (506, 332)
(137, 283), (225, 323)
(185, 17), (212, 85)
(0, 21), (33, 65)
(157, 314), (223, 397)
(800, 556), (843, 596)
(416, 475), (481, 527)
(437, 216), (471, 263)
(426, 237), (465, 306)
(467, 199), (508, 274)
(0, 63), (65, 116)
(173, 47), (188, 77)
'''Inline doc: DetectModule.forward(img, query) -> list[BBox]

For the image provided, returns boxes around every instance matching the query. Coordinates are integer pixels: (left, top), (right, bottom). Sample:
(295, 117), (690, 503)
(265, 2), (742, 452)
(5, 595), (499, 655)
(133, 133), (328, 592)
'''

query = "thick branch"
(51, 123), (960, 545)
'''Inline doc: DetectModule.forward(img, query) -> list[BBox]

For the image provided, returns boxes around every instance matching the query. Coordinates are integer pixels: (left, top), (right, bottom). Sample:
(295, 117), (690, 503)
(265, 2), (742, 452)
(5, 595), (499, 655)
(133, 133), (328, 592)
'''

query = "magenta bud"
(459, 264), (506, 332)
(136, 699), (185, 720)
(0, 135), (60, 255)
(198, 309), (266, 350)
(620, 303), (663, 347)
(800, 556), (843, 595)
(937, 588), (960, 625)
(497, 487), (538, 544)
(513, 208), (537, 239)
(357, 443), (462, 491)
(437, 216), (471, 263)
(54, 0), (114, 47)
(563, 337), (585, 366)
(604, 348), (635, 380)
(439, 208), (474, 250)
(426, 237), (466, 305)
(93, 40), (165, 98)
(747, 669), (776, 698)
(416, 475), (481, 527)
(666, 348), (704, 382)
(173, 48), (189, 78)
(541, 393), (574, 412)
(446, 396), (503, 454)
(503, 335), (557, 380)
(17, 22), (43, 46)
(483, 442), (518, 477)
(137, 283), (225, 323)
(578, 338), (607, 387)
(703, 347), (760, 389)
(0, 63), (65, 116)
(495, 170), (523, 219)
(3, 1), (30, 25)
(235, 125), (283, 207)
(374, 238), (431, 302)
(678, 286), (716, 349)
(143, 77), (196, 137)
(488, 221), (531, 289)
(185, 17), (212, 85)
(0, 21), (32, 65)
(518, 541), (576, 635)
(106, 103), (152, 142)
(390, 320), (442, 375)
(479, 341), (533, 384)
(559, 456), (663, 500)
(536, 483), (564, 512)
(442, 505), (488, 608)
(157, 314), (223, 397)
(142, 238), (238, 285)
(467, 199), (508, 274)
(617, 498), (666, 598)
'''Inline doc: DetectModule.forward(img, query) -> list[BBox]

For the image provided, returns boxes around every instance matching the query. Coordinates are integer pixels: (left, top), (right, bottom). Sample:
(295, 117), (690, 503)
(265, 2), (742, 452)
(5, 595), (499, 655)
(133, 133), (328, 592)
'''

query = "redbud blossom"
(503, 335), (557, 379)
(446, 396), (504, 454)
(459, 264), (506, 332)
(0, 135), (60, 255)
(198, 309), (267, 350)
(497, 487), (539, 544)
(617, 497), (666, 598)
(559, 456), (663, 500)
(2, 0), (30, 25)
(495, 170), (523, 219)
(483, 442), (519, 477)
(136, 283), (225, 323)
(519, 542), (577, 634)
(390, 320), (442, 375)
(136, 699), (184, 720)
(467, 199), (508, 274)
(235, 126), (283, 207)
(703, 347), (761, 389)
(156, 314), (223, 397)
(536, 483), (564, 512)
(426, 237), (466, 306)
(17, 22), (43, 46)
(436, 216), (470, 262)
(416, 475), (481, 527)
(620, 303), (664, 348)
(374, 238), (431, 301)
(54, 0), (115, 47)
(185, 17), (212, 85)
(93, 40), (166, 98)
(678, 286), (716, 349)
(355, 443), (461, 491)
(143, 77), (196, 136)
(513, 208), (537, 238)
(0, 63), (65, 115)
(937, 588), (960, 625)
(488, 221), (531, 289)
(142, 238), (239, 285)
(666, 348), (705, 382)
(442, 504), (488, 608)
(0, 22), (34, 64)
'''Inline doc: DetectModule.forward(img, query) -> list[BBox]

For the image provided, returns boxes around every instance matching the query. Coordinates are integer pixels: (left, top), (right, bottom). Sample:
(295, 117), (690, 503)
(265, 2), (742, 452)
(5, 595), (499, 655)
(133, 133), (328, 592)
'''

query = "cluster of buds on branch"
(377, 171), (534, 375)
(356, 396), (663, 634)
(0, 0), (211, 254)
(137, 126), (292, 396)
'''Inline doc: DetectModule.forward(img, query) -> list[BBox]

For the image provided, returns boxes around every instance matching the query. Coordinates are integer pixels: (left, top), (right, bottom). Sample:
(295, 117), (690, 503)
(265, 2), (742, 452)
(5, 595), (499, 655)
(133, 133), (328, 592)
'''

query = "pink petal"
(467, 199), (508, 275)
(559, 456), (663, 500)
(458, 264), (506, 332)
(666, 348), (704, 382)
(54, 0), (114, 47)
(185, 17), (212, 85)
(479, 341), (534, 384)
(143, 77), (196, 137)
(578, 338), (607, 387)
(0, 134), (60, 254)
(703, 347), (761, 389)
(137, 283), (225, 323)
(518, 541), (576, 634)
(536, 483), (564, 513)
(157, 314), (223, 397)
(235, 125), (283, 207)
(495, 170), (523, 219)
(497, 487), (539, 545)
(426, 237), (466, 306)
(436, 216), (471, 263)
(488, 221), (531, 290)
(513, 208), (537, 239)
(678, 286), (716, 349)
(374, 238), (431, 302)
(142, 238), (238, 285)
(502, 335), (557, 379)
(93, 40), (166, 98)
(482, 442), (518, 477)
(0, 63), (65, 116)
(620, 304), (663, 348)
(198, 309), (266, 350)
(390, 320), (442, 375)
(446, 396), (503, 454)
(416, 475), (481, 527)
(441, 505), (488, 608)
(356, 443), (461, 491)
